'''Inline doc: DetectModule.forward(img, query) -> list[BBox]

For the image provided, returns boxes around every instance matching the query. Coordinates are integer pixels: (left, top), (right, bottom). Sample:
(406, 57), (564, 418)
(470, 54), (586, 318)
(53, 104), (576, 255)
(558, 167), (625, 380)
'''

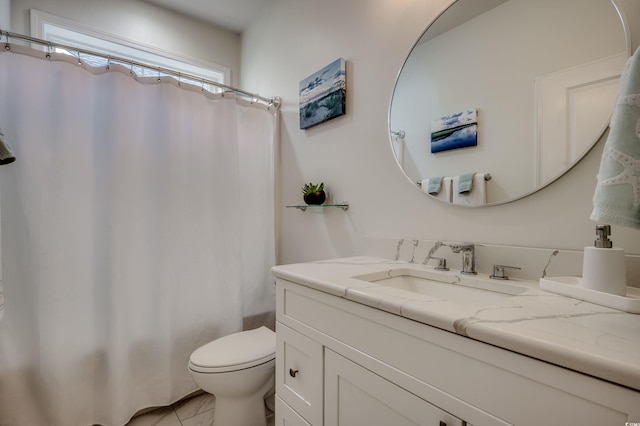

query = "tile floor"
(125, 392), (275, 426)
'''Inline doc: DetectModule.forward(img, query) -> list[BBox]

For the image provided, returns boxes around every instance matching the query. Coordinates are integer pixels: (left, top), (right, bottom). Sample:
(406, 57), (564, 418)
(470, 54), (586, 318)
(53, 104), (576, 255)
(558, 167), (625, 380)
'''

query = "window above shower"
(30, 9), (230, 92)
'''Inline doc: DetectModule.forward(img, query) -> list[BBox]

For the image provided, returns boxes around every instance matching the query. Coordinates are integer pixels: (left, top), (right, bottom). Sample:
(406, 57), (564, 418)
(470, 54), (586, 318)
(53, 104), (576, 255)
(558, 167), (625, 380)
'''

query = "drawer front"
(275, 396), (312, 426)
(276, 322), (323, 425)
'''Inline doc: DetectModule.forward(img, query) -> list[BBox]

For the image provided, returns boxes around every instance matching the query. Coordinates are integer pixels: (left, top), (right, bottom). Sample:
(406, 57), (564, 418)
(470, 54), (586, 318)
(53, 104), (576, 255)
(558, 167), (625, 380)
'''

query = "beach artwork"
(299, 58), (346, 129)
(430, 109), (478, 153)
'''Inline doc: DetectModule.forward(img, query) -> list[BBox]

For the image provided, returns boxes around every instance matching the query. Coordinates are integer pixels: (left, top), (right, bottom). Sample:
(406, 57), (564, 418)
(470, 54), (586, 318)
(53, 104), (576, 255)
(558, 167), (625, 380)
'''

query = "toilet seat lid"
(189, 326), (275, 373)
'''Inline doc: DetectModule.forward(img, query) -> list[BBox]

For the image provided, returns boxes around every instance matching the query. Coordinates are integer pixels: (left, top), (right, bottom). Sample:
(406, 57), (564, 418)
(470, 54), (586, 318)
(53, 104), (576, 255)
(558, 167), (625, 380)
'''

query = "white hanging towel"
(392, 136), (404, 168)
(591, 46), (640, 229)
(453, 173), (487, 205)
(421, 177), (452, 202)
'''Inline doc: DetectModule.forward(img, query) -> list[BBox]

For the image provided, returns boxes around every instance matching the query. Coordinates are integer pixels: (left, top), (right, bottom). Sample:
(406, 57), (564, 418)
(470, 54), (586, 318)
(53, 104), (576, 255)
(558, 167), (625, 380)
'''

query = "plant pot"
(303, 190), (326, 205)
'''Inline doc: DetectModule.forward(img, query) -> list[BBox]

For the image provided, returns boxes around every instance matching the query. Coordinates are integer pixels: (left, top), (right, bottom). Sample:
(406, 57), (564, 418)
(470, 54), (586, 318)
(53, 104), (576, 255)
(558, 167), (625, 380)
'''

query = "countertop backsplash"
(362, 237), (640, 287)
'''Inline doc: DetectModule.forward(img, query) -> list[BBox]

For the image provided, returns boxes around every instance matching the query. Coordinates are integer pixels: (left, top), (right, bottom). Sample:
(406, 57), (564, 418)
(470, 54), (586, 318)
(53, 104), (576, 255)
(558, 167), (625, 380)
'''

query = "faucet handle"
(430, 257), (449, 271)
(490, 264), (521, 280)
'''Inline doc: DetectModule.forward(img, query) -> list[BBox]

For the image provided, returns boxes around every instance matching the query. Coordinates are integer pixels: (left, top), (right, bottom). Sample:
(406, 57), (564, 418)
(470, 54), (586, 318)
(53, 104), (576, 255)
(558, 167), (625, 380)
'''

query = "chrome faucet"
(447, 243), (477, 275)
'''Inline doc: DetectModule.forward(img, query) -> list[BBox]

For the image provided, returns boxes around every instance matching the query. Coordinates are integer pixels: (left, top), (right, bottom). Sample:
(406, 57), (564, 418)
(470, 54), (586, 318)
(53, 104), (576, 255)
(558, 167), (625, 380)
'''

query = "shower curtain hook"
(4, 33), (10, 51)
(129, 62), (134, 76)
(157, 67), (161, 83)
(106, 56), (110, 71)
(45, 43), (52, 59)
(76, 51), (82, 66)
(201, 79), (205, 92)
(177, 72), (181, 87)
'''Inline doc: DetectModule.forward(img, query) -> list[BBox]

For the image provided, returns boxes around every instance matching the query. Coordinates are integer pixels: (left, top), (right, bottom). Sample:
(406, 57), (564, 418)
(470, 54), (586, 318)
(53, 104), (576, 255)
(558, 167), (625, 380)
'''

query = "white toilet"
(188, 326), (276, 426)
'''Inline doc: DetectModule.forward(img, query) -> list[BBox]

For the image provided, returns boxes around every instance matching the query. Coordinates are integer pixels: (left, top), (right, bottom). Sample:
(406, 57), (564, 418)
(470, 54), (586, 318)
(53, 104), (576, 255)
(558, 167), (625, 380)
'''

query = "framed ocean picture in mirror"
(430, 109), (478, 153)
(299, 58), (346, 130)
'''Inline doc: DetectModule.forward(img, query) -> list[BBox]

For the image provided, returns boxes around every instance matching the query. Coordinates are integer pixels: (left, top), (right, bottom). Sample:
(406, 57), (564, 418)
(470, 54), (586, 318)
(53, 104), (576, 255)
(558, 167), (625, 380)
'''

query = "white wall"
(240, 0), (640, 265)
(6, 0), (640, 268)
(0, 0), (9, 29)
(9, 0), (242, 85)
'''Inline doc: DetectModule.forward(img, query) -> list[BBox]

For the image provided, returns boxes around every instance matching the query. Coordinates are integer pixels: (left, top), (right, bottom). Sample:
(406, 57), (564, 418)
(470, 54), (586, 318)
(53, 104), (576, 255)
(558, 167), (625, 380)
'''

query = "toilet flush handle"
(289, 368), (299, 378)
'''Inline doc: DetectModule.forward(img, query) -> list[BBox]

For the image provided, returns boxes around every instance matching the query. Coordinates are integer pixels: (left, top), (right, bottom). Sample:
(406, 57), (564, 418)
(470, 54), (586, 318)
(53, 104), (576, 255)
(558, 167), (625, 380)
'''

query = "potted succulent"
(302, 182), (326, 205)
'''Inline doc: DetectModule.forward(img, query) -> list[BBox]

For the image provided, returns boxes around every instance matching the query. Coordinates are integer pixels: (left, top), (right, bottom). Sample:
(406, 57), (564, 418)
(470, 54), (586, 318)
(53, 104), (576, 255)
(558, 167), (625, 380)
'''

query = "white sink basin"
(354, 268), (528, 305)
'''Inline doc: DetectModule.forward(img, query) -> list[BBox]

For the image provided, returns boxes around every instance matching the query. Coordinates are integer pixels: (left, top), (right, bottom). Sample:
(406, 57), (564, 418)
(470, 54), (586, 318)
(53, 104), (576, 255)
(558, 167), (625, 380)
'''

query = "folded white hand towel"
(422, 177), (452, 202)
(453, 173), (487, 205)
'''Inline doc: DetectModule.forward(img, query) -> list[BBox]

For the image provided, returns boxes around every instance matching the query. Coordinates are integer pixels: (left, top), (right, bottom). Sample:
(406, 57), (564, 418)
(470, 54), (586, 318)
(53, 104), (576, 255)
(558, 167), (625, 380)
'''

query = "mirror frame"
(389, 0), (631, 207)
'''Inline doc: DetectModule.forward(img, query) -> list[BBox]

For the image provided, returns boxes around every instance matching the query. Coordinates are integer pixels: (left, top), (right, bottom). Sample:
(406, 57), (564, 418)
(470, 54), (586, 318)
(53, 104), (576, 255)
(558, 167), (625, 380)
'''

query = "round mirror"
(389, 0), (630, 206)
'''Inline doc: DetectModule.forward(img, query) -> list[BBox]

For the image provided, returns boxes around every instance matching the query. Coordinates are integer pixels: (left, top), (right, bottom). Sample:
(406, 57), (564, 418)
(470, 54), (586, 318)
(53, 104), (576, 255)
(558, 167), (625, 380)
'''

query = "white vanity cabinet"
(275, 278), (640, 426)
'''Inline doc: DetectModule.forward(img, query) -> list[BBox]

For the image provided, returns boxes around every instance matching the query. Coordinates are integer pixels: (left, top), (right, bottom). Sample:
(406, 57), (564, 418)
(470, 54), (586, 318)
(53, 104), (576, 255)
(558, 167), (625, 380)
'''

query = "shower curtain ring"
(77, 51), (82, 66)
(4, 33), (10, 51)
(45, 44), (52, 59)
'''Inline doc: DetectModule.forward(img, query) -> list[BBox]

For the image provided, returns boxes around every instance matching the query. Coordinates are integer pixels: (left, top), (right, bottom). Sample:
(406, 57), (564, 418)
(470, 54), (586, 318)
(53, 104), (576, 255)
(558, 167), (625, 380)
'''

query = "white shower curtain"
(0, 46), (277, 425)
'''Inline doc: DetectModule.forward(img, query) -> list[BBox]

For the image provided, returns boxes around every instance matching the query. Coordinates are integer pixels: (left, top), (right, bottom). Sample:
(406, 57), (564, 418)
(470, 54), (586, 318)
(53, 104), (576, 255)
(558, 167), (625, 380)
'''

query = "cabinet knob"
(289, 368), (299, 377)
(490, 264), (521, 280)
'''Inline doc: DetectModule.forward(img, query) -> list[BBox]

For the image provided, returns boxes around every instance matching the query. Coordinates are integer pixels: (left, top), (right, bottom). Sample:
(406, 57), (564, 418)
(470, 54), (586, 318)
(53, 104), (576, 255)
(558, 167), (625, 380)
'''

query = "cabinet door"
(324, 349), (464, 426)
(275, 395), (312, 426)
(276, 322), (324, 425)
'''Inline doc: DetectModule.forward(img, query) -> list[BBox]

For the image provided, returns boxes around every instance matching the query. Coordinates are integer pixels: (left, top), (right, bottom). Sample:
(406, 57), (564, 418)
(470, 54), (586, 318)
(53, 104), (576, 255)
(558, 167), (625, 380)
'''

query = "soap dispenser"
(582, 224), (627, 296)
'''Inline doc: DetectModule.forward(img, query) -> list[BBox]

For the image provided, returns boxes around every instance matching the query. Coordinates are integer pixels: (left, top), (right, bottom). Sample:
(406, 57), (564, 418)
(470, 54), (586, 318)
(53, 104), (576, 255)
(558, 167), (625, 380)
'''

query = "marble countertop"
(271, 256), (640, 392)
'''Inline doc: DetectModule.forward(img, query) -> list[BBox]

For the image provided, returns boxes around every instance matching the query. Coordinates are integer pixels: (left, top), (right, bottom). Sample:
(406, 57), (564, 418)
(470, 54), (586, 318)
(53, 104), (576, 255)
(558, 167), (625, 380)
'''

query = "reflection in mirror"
(390, 0), (629, 206)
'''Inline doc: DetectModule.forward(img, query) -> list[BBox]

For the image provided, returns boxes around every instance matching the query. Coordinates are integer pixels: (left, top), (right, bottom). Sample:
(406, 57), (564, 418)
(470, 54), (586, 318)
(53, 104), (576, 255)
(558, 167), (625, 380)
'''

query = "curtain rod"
(0, 29), (281, 109)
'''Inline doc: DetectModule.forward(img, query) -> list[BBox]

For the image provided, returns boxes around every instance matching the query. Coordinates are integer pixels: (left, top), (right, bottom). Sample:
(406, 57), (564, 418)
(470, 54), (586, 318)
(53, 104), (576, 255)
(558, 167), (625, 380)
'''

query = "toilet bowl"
(188, 326), (276, 426)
